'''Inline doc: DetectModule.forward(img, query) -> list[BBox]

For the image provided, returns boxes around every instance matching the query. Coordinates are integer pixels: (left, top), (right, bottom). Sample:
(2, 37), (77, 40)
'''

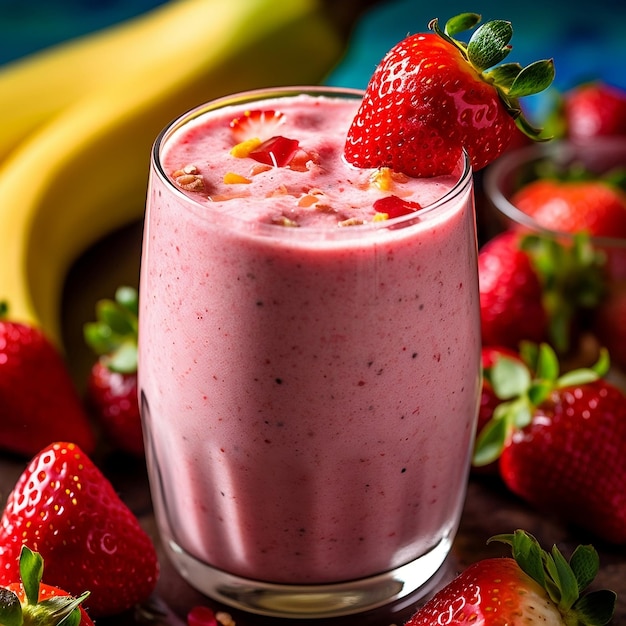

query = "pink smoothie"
(139, 91), (481, 585)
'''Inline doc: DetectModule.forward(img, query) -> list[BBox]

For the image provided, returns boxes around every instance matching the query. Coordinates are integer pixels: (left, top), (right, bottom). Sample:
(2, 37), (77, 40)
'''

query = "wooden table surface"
(0, 218), (623, 624)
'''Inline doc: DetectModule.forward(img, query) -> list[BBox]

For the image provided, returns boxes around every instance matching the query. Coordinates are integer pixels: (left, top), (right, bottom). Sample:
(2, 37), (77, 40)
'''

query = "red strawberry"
(478, 231), (547, 348)
(510, 177), (626, 239)
(84, 286), (143, 456)
(478, 230), (604, 354)
(0, 302), (95, 458)
(345, 13), (554, 177)
(474, 342), (626, 544)
(229, 109), (286, 143)
(564, 81), (626, 140)
(406, 530), (616, 625)
(1, 546), (94, 625)
(0, 441), (159, 616)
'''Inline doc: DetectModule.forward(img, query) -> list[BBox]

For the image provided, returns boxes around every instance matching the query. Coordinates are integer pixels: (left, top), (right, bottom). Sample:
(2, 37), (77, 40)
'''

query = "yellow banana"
(0, 0), (338, 163)
(0, 0), (343, 348)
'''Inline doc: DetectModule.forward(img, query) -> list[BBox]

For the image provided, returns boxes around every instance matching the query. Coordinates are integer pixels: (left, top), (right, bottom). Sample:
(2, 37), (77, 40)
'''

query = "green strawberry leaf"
(573, 589), (617, 625)
(472, 412), (510, 466)
(547, 545), (580, 609)
(84, 285), (138, 373)
(483, 62), (523, 89)
(443, 12), (481, 37)
(569, 544), (600, 593)
(20, 545), (44, 606)
(534, 343), (560, 380)
(0, 588), (22, 626)
(508, 59), (556, 97)
(489, 355), (531, 399)
(108, 340), (138, 374)
(467, 20), (513, 71)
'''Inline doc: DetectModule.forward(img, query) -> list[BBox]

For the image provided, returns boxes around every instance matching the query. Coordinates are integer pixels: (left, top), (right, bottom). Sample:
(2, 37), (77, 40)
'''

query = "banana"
(0, 0), (343, 348)
(0, 0), (338, 163)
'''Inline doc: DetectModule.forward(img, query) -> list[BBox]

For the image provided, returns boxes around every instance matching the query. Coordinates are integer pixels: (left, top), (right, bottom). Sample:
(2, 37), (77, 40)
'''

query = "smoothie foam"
(139, 92), (481, 585)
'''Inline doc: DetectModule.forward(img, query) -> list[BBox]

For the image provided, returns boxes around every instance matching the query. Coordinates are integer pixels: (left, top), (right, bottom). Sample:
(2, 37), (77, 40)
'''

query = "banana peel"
(0, 0), (340, 163)
(0, 0), (344, 349)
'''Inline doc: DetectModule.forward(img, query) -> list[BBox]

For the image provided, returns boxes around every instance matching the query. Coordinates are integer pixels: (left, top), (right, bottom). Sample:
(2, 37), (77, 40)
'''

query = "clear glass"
(138, 87), (481, 618)
(484, 137), (626, 388)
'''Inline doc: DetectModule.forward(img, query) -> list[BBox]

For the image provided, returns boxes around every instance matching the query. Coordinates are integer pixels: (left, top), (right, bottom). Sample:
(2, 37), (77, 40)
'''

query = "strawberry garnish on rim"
(345, 13), (555, 177)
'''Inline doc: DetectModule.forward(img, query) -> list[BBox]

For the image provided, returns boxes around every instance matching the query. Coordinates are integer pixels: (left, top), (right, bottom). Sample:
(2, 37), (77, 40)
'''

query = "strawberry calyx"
(0, 546), (90, 626)
(473, 342), (610, 466)
(429, 13), (555, 140)
(532, 156), (626, 192)
(84, 285), (138, 374)
(490, 530), (616, 625)
(520, 231), (607, 353)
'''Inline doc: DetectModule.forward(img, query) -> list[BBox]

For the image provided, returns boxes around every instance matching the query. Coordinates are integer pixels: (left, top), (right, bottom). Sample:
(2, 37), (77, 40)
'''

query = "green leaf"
(556, 368), (600, 389)
(547, 545), (579, 610)
(490, 356), (531, 399)
(534, 343), (560, 380)
(443, 12), (481, 37)
(115, 285), (139, 316)
(483, 62), (523, 88)
(569, 544), (600, 593)
(573, 589), (617, 625)
(0, 587), (22, 626)
(19, 546), (43, 607)
(467, 20), (513, 70)
(108, 341), (138, 374)
(508, 58), (556, 97)
(495, 530), (546, 586)
(472, 413), (510, 466)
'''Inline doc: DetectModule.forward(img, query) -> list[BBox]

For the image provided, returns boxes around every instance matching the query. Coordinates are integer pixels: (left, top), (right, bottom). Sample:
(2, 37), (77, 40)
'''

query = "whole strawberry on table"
(84, 285), (143, 457)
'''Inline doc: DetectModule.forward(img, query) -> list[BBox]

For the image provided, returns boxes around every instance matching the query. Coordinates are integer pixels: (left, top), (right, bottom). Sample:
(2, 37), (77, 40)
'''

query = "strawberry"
(229, 109), (285, 143)
(0, 302), (95, 458)
(0, 441), (159, 616)
(510, 176), (626, 239)
(84, 286), (143, 456)
(406, 529), (616, 625)
(478, 230), (604, 354)
(563, 81), (626, 140)
(344, 13), (554, 177)
(474, 342), (626, 544)
(0, 546), (93, 626)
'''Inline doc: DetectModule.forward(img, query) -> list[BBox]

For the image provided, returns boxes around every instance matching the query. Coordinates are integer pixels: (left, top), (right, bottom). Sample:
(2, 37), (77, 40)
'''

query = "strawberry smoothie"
(138, 87), (481, 616)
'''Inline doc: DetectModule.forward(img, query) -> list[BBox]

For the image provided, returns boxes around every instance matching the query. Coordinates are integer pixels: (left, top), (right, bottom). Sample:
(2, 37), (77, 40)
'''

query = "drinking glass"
(138, 86), (481, 618)
(484, 137), (626, 386)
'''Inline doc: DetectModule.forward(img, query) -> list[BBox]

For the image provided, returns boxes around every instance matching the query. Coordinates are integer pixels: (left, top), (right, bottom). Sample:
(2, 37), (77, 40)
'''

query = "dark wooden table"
(0, 218), (623, 624)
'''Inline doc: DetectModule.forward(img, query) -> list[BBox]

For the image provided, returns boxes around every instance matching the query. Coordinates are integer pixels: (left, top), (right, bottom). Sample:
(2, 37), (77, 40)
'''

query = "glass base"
(162, 533), (453, 619)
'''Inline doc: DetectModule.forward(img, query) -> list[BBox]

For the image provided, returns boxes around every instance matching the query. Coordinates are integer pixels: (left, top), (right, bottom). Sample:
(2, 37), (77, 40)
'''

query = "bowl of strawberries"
(481, 133), (626, 386)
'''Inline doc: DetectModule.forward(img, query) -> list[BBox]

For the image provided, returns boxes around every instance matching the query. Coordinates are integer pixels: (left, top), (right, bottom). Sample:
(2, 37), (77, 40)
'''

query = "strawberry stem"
(473, 343), (609, 466)
(429, 13), (555, 140)
(489, 531), (616, 625)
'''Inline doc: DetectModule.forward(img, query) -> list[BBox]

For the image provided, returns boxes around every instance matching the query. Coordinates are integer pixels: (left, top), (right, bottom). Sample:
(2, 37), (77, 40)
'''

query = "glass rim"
(150, 85), (473, 239)
(484, 137), (626, 249)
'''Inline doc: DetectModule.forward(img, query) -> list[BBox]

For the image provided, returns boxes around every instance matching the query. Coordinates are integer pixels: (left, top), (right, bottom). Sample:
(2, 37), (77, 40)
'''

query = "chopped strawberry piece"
(373, 195), (422, 218)
(187, 606), (219, 626)
(249, 135), (300, 167)
(229, 109), (285, 143)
